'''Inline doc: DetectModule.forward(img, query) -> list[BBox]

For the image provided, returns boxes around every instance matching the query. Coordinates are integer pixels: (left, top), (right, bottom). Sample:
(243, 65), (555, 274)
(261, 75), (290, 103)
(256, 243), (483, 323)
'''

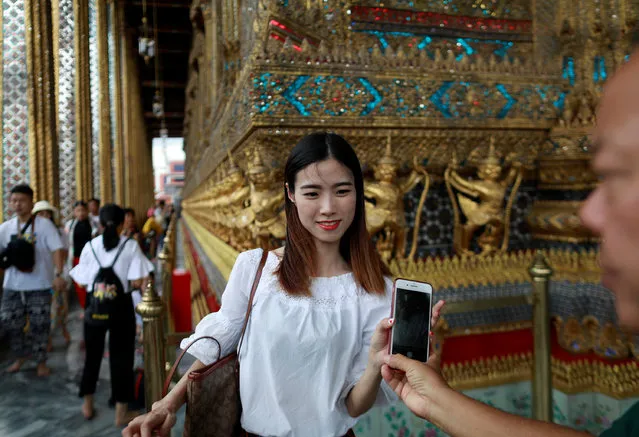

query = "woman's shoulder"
(355, 275), (394, 303)
(236, 248), (267, 266)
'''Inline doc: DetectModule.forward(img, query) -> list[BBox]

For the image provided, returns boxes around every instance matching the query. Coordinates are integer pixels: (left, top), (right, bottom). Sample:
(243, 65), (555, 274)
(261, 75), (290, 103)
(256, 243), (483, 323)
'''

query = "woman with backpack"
(70, 204), (153, 425)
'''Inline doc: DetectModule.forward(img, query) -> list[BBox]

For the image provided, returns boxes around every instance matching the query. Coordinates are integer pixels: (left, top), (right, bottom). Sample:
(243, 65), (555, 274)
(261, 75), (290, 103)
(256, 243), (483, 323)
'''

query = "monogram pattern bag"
(163, 249), (269, 437)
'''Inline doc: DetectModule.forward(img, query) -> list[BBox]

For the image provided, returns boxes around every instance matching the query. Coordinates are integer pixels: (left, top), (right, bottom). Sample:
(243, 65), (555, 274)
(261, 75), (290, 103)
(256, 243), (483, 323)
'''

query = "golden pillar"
(529, 252), (553, 422)
(121, 29), (133, 208)
(120, 26), (153, 218)
(74, 0), (93, 200)
(136, 280), (166, 411)
(97, 0), (113, 203)
(112, 0), (125, 205)
(25, 0), (59, 204)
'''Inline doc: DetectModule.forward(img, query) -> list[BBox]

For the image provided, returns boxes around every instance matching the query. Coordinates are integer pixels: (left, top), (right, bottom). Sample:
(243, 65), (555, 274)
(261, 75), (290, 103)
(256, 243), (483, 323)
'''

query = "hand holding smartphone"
(389, 278), (434, 362)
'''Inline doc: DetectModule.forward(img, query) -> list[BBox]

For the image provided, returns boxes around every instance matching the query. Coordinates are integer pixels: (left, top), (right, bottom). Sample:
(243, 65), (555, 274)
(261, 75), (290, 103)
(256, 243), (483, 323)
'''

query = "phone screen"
(391, 286), (432, 362)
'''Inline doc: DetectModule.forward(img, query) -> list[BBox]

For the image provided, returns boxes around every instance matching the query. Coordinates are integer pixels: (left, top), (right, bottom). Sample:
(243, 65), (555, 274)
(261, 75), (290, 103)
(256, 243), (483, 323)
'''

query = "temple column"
(25, 0), (59, 204)
(74, 0), (94, 200)
(121, 27), (154, 216)
(97, 0), (113, 203)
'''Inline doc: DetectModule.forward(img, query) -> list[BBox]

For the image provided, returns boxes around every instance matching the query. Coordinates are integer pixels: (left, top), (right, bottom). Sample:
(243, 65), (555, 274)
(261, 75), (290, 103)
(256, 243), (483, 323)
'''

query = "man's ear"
(286, 183), (295, 204)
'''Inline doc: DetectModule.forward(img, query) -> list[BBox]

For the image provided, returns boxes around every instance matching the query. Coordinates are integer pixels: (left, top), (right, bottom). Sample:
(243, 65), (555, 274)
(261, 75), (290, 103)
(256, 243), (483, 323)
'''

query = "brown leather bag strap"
(162, 335), (221, 397)
(237, 249), (269, 358)
(161, 249), (269, 397)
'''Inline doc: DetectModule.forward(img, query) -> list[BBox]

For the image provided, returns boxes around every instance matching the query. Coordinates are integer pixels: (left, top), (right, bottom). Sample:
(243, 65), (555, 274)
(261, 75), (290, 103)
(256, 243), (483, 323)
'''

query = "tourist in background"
(0, 184), (66, 377)
(70, 204), (152, 425)
(32, 200), (71, 351)
(65, 201), (96, 309)
(141, 207), (163, 260)
(122, 208), (142, 243)
(87, 197), (101, 233)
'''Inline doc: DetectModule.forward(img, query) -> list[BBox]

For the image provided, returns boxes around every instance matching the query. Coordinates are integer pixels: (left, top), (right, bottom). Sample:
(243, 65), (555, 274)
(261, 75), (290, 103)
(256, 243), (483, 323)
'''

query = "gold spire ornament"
(248, 147), (268, 176)
(378, 135), (398, 168)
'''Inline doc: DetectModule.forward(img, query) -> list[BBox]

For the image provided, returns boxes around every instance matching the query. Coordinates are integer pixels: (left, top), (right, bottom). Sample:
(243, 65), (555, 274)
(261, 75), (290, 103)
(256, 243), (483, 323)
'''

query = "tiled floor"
(0, 303), (185, 437)
(0, 306), (128, 436)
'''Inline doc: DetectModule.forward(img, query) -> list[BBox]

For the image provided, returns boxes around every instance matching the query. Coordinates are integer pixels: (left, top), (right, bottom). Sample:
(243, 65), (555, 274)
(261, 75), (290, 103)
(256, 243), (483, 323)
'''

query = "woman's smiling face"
(287, 158), (356, 246)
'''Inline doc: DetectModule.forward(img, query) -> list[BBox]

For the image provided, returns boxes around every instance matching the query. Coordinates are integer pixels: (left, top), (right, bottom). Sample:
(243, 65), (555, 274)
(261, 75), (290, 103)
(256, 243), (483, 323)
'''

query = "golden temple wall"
(179, 0), (639, 405)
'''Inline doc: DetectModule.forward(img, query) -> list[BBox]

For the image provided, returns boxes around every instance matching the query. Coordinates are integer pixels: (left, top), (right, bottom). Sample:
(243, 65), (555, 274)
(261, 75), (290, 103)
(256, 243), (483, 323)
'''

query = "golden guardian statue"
(235, 147), (286, 250)
(365, 136), (430, 262)
(445, 139), (522, 256)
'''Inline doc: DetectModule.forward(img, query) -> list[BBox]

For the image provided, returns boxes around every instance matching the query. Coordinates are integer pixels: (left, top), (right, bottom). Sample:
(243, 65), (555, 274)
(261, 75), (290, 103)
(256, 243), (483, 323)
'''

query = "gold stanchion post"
(529, 251), (553, 422)
(136, 279), (166, 411)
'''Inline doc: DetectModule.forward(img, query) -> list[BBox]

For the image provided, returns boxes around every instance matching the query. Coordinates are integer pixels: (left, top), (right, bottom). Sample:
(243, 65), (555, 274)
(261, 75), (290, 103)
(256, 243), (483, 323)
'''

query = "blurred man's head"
(73, 201), (89, 221)
(88, 198), (100, 215)
(10, 184), (34, 218)
(580, 48), (639, 332)
(124, 208), (136, 229)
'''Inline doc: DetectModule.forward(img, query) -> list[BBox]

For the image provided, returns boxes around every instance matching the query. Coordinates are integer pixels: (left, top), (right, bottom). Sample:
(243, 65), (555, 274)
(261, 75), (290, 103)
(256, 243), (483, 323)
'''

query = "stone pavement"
(0, 303), (186, 437)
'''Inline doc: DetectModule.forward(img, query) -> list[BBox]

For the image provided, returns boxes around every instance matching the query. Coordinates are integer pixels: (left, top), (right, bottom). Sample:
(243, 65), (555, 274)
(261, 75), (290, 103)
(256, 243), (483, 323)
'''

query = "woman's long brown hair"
(277, 133), (391, 296)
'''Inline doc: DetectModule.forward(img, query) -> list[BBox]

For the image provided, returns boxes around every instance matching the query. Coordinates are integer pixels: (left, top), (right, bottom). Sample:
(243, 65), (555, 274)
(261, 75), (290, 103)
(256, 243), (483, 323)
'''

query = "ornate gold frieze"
(442, 353), (533, 391)
(349, 0), (532, 20)
(183, 0), (570, 196)
(554, 316), (636, 360)
(536, 157), (597, 191)
(552, 358), (639, 399)
(389, 249), (600, 290)
(438, 320), (534, 339)
(441, 351), (639, 398)
(528, 200), (596, 243)
(187, 127), (547, 197)
(526, 98), (598, 242)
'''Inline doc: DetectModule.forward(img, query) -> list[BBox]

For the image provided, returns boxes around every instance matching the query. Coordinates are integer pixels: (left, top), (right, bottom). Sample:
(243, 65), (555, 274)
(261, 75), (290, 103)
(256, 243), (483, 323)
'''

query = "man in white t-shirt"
(0, 184), (66, 377)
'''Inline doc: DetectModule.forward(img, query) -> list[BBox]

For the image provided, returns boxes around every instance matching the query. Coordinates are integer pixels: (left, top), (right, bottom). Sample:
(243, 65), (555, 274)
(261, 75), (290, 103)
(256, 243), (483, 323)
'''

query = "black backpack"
(0, 216), (36, 272)
(85, 238), (131, 327)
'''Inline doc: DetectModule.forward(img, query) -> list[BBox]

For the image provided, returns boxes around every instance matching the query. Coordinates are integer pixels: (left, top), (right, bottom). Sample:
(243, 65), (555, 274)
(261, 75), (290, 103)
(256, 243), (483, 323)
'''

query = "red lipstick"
(317, 220), (341, 231)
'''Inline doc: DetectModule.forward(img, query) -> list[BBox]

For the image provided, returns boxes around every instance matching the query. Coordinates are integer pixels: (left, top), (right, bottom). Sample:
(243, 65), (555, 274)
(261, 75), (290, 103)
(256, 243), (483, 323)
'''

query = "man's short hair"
(88, 197), (100, 205)
(123, 208), (135, 216)
(10, 184), (34, 200)
(73, 200), (88, 209)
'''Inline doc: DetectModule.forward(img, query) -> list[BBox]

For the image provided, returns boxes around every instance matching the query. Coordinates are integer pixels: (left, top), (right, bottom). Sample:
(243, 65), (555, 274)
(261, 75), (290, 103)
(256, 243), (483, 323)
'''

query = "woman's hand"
(368, 300), (445, 370)
(122, 399), (177, 437)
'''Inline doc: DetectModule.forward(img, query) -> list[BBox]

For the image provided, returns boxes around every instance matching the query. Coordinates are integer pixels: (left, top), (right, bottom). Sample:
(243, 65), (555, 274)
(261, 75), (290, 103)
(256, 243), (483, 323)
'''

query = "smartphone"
(389, 278), (434, 362)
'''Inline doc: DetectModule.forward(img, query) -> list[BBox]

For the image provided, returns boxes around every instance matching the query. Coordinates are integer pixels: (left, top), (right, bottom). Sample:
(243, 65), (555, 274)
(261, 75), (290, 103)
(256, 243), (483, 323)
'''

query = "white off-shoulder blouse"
(180, 249), (397, 437)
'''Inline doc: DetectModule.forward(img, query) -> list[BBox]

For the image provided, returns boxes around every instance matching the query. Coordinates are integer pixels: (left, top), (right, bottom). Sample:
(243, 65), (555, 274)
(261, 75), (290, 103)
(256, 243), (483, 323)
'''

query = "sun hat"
(32, 200), (60, 222)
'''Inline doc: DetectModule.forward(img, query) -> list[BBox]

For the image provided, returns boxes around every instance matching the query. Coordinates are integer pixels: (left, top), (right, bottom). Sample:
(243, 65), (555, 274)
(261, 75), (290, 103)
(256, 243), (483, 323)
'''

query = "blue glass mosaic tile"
(496, 84), (516, 118)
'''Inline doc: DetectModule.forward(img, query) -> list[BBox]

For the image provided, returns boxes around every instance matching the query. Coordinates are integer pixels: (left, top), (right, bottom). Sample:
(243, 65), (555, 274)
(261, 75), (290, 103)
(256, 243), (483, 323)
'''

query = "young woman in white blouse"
(124, 132), (444, 437)
(70, 204), (153, 425)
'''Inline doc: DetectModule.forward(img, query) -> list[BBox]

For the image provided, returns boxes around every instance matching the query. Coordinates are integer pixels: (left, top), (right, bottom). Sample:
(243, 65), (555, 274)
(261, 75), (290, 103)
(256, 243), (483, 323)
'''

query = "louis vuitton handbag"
(163, 249), (269, 437)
